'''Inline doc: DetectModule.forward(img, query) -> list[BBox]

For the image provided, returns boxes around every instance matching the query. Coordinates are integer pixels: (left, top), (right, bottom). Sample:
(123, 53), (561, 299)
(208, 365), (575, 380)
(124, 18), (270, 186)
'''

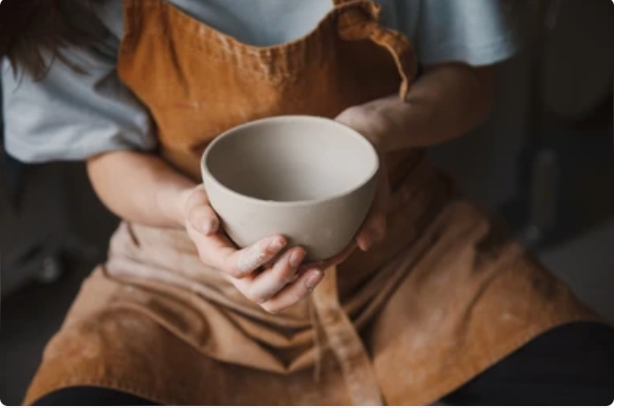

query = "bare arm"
(86, 62), (494, 312)
(87, 151), (195, 228)
(88, 63), (492, 231)
(87, 150), (323, 313)
(336, 63), (495, 153)
(336, 63), (495, 251)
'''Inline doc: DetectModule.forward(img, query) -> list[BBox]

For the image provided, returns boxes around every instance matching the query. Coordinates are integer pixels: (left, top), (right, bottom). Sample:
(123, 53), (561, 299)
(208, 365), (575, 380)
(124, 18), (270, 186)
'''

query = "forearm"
(87, 150), (195, 228)
(345, 63), (494, 152)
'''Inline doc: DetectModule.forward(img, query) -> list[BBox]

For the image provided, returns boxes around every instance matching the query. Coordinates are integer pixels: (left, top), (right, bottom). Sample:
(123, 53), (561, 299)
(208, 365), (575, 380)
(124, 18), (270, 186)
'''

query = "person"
(1, 0), (613, 405)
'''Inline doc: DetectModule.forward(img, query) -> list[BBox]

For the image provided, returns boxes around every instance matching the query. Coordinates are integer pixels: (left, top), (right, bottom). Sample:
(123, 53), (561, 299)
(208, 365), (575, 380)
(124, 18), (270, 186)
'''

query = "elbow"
(86, 151), (125, 219)
(86, 153), (107, 187)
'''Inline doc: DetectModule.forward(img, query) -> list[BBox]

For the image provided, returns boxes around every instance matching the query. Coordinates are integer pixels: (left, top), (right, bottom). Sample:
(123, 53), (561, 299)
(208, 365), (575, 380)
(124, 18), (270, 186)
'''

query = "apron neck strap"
(336, 1), (418, 100)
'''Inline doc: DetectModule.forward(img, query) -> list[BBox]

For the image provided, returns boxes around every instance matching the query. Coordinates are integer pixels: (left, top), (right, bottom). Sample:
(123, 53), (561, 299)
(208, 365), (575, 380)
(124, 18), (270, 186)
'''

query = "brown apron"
(24, 0), (599, 405)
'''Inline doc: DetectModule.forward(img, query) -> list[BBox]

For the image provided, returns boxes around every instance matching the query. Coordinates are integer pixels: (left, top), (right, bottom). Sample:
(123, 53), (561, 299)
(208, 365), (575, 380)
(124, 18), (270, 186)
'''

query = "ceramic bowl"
(201, 115), (378, 261)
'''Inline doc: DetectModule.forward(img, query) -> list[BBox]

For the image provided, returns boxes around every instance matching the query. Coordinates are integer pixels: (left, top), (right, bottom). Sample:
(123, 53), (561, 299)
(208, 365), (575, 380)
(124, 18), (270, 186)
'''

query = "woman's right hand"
(180, 185), (325, 314)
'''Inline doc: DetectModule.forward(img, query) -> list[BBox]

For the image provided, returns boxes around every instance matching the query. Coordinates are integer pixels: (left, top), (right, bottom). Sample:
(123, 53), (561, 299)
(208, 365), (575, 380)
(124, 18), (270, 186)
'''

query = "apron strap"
(336, 1), (418, 101)
(311, 266), (385, 406)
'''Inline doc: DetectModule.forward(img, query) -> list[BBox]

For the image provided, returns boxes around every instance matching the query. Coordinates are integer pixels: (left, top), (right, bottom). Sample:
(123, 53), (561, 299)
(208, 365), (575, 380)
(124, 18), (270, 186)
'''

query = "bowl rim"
(201, 115), (379, 208)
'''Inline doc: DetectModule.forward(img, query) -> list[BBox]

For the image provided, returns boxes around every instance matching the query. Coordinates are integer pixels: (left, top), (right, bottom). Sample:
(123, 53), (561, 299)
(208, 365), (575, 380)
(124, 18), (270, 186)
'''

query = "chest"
(117, 0), (417, 180)
(162, 0), (418, 46)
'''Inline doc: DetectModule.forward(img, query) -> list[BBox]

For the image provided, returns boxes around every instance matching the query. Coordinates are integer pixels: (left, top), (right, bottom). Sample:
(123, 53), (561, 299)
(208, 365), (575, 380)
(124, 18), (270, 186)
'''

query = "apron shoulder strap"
(336, 1), (418, 100)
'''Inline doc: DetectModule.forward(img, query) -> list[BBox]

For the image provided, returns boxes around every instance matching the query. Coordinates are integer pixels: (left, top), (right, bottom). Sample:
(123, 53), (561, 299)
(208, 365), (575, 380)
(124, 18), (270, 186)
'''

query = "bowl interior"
(205, 117), (378, 202)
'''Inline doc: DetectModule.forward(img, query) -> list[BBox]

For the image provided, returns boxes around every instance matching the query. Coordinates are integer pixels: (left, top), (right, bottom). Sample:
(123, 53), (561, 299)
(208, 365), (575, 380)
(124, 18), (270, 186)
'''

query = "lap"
(33, 322), (613, 406)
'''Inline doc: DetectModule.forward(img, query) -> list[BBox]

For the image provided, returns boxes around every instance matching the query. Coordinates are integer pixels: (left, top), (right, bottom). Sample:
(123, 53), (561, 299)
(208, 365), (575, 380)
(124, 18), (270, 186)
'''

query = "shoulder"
(378, 0), (518, 66)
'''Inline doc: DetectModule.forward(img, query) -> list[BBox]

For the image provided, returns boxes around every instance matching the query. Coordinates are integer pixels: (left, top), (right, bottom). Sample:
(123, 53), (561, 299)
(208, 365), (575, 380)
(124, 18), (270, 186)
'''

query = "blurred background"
(0, 0), (613, 405)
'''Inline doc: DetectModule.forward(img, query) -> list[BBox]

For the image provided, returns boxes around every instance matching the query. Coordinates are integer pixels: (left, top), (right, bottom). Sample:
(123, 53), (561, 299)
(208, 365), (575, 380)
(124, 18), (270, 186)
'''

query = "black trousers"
(33, 322), (613, 406)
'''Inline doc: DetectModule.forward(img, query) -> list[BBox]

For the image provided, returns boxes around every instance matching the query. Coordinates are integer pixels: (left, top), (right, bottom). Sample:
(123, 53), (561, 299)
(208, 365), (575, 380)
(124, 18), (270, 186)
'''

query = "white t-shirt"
(2, 0), (518, 163)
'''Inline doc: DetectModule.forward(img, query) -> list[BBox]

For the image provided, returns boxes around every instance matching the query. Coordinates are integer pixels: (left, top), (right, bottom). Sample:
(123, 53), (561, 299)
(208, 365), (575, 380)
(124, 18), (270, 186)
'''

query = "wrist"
(158, 184), (196, 228)
(336, 101), (396, 154)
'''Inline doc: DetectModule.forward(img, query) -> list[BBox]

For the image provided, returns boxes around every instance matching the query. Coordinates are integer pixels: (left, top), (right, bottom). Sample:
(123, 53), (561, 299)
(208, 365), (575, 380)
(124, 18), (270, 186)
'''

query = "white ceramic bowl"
(201, 115), (378, 261)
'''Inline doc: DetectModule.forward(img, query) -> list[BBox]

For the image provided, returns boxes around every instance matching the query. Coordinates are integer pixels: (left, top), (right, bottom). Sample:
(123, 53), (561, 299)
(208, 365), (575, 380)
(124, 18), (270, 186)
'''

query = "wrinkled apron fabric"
(24, 0), (599, 405)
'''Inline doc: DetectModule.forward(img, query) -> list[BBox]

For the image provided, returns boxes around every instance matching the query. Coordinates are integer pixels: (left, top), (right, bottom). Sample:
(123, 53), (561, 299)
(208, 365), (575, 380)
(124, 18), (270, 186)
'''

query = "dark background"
(0, 0), (613, 405)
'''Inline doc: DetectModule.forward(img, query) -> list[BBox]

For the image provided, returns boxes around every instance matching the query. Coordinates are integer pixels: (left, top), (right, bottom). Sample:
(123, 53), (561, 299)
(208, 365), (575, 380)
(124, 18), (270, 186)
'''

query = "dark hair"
(0, 0), (110, 79)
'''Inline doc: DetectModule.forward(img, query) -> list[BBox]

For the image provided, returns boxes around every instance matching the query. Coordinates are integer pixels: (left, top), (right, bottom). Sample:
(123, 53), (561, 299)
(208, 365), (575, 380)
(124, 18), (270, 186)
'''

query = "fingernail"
(304, 270), (323, 291)
(360, 238), (370, 252)
(194, 218), (211, 235)
(205, 218), (218, 235)
(289, 249), (306, 267)
(269, 237), (286, 252)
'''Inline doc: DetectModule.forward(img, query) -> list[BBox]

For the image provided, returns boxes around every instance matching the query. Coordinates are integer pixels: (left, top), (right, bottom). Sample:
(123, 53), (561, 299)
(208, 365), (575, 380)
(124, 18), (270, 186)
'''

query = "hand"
(180, 185), (324, 314)
(335, 106), (391, 254)
(302, 170), (389, 271)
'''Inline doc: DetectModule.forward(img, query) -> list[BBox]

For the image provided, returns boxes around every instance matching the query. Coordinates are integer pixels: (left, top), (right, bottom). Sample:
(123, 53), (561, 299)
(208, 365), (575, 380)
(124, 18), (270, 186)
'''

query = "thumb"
(185, 186), (220, 235)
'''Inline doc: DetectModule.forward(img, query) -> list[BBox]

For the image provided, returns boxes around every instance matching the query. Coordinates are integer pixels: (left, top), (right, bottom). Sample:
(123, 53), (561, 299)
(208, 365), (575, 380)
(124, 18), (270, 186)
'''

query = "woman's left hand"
(304, 106), (391, 272)
(336, 105), (391, 251)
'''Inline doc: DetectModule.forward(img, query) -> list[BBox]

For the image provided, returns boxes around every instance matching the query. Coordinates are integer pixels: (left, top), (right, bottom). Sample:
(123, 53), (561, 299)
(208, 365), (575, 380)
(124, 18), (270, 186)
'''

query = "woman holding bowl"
(1, 0), (611, 405)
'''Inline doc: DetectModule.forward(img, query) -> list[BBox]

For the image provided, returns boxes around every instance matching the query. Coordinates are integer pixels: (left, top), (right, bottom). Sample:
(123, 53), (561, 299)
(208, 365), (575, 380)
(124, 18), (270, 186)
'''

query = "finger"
(370, 213), (387, 243)
(187, 204), (220, 236)
(242, 247), (306, 304)
(185, 184), (210, 209)
(189, 223), (287, 278)
(185, 187), (219, 235)
(261, 268), (324, 314)
(213, 235), (288, 278)
(188, 228), (237, 269)
(357, 212), (387, 251)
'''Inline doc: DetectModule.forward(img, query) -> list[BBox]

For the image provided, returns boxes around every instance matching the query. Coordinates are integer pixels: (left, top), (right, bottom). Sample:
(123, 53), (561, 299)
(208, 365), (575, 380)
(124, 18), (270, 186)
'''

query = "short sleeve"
(415, 0), (519, 66)
(2, 30), (156, 163)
